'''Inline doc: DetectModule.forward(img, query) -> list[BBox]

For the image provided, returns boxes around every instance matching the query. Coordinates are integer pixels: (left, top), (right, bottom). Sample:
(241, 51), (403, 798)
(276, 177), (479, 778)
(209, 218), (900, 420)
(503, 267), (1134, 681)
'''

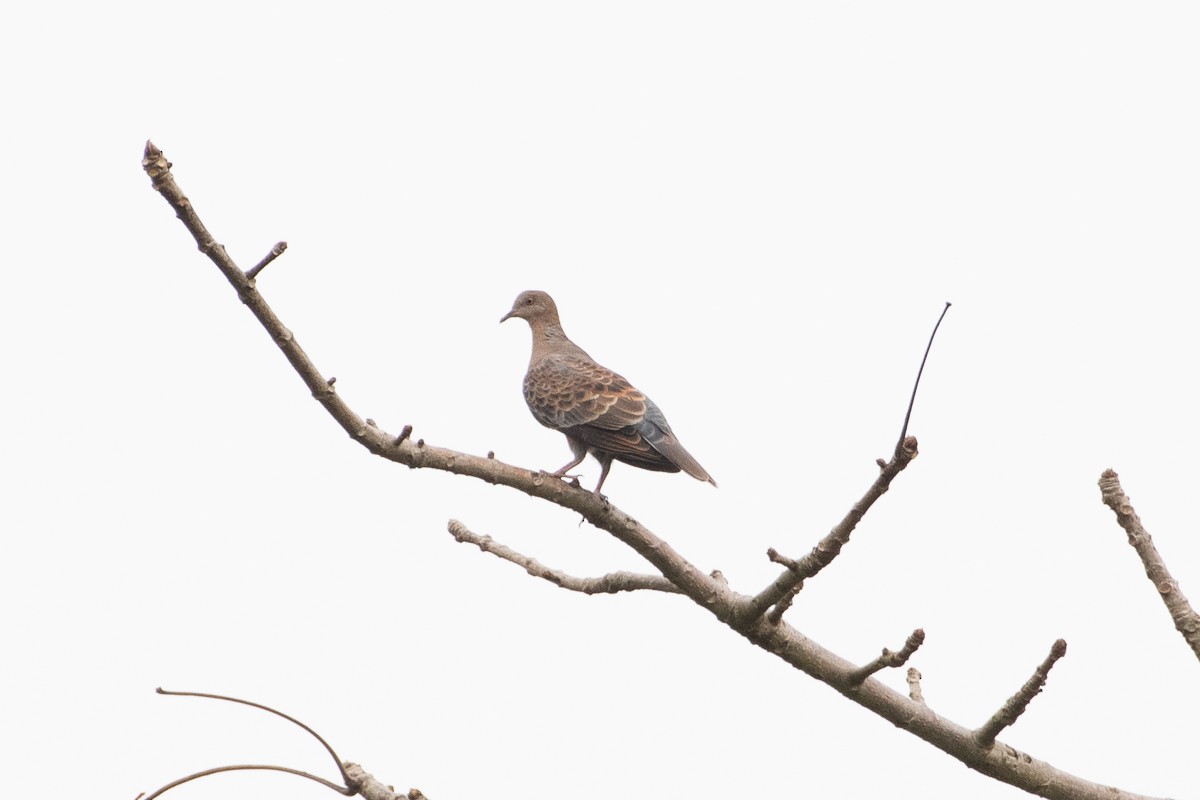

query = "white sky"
(3, 3), (1198, 799)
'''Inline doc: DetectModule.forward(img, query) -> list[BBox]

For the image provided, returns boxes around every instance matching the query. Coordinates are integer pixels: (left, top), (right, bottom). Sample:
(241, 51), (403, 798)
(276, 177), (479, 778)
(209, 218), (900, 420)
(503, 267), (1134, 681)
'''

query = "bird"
(501, 290), (716, 494)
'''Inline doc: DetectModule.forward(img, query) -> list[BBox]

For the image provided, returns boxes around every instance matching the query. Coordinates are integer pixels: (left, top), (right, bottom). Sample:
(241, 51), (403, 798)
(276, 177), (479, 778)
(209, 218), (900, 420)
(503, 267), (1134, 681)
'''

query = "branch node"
(326, 376), (337, 387)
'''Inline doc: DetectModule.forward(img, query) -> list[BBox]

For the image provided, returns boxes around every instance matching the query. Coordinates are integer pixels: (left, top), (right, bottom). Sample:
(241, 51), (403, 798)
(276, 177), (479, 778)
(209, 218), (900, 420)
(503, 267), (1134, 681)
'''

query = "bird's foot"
(551, 470), (583, 486)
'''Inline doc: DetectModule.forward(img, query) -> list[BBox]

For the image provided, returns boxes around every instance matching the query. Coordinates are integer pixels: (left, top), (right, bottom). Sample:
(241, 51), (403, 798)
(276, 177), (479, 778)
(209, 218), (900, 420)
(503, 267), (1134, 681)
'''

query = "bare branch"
(748, 306), (949, 623)
(974, 640), (1067, 748)
(145, 144), (1173, 800)
(140, 764), (350, 800)
(906, 667), (925, 705)
(448, 520), (682, 595)
(156, 687), (350, 787)
(246, 240), (288, 280)
(741, 435), (919, 623)
(1099, 469), (1200, 663)
(847, 629), (926, 686)
(142, 141), (728, 609)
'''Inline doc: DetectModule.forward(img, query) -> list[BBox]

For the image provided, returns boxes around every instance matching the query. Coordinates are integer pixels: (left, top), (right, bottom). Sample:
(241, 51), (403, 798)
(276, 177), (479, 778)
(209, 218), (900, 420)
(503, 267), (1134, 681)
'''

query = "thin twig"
(1099, 469), (1200, 663)
(847, 629), (926, 686)
(974, 640), (1067, 747)
(246, 241), (288, 280)
(448, 520), (681, 595)
(900, 301), (951, 442)
(139, 764), (350, 800)
(156, 688), (352, 787)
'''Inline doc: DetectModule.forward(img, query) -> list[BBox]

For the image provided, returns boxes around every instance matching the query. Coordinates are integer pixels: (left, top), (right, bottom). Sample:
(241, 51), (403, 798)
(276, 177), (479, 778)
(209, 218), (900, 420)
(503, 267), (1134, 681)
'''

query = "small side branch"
(246, 241), (288, 280)
(448, 520), (682, 595)
(847, 629), (926, 686)
(741, 436), (919, 623)
(974, 640), (1067, 748)
(1099, 469), (1200, 663)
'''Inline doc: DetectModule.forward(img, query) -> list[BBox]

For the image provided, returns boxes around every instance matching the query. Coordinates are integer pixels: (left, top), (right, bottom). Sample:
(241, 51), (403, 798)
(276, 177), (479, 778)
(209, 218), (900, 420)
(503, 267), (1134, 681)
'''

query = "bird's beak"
(500, 310), (516, 323)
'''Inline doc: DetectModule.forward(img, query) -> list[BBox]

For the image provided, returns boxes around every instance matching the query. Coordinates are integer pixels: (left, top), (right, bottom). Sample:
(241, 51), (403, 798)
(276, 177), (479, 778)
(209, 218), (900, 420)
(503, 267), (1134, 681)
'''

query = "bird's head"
(500, 290), (559, 325)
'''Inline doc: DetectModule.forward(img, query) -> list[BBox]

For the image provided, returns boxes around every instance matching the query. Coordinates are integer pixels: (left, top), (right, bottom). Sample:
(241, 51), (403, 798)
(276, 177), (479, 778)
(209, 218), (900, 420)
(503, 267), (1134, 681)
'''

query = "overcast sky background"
(3, 3), (1198, 799)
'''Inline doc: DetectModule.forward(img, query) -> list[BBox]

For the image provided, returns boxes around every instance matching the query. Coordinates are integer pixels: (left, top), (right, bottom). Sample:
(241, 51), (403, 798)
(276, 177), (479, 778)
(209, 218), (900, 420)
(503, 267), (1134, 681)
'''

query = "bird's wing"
(524, 354), (648, 431)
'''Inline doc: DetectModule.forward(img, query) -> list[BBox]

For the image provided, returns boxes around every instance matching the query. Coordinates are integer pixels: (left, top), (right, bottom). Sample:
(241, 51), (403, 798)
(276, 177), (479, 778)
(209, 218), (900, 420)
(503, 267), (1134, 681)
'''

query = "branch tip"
(394, 425), (413, 445)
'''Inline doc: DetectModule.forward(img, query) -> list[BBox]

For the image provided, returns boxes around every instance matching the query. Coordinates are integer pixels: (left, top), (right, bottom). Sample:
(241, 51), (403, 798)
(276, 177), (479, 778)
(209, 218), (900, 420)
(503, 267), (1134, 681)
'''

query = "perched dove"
(501, 290), (716, 494)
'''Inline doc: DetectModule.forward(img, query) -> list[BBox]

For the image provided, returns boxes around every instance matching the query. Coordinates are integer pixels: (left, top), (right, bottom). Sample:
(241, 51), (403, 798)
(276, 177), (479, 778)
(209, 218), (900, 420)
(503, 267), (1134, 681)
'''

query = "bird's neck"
(528, 319), (590, 364)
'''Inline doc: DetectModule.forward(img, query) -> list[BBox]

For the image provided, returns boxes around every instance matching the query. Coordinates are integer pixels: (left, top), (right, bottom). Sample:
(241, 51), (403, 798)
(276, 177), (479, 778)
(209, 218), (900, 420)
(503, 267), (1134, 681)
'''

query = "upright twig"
(900, 301), (951, 442)
(974, 640), (1068, 747)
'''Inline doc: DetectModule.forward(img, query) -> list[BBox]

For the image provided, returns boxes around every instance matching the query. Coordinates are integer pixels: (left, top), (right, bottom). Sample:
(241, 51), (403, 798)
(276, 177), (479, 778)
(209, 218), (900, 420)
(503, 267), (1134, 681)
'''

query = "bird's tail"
(642, 425), (717, 487)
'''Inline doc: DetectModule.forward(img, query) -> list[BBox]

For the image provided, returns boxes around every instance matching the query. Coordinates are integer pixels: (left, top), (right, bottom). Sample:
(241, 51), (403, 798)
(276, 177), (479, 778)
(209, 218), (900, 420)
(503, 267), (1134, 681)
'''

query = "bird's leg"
(592, 457), (613, 495)
(550, 455), (585, 478)
(550, 438), (588, 479)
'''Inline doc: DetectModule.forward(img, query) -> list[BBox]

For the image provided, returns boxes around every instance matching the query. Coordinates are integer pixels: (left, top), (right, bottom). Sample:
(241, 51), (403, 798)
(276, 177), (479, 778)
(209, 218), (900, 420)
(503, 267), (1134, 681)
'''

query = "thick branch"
(448, 520), (682, 595)
(1099, 469), (1200, 663)
(974, 640), (1067, 748)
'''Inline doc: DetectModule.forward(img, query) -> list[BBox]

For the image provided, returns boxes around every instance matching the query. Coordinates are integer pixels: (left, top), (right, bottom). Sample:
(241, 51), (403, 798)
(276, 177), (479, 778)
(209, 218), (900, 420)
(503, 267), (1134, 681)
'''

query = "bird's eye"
(525, 297), (533, 304)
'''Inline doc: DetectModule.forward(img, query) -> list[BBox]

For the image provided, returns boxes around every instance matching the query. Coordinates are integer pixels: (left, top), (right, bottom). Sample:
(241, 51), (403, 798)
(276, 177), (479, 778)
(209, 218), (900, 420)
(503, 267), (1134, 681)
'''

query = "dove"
(501, 290), (715, 494)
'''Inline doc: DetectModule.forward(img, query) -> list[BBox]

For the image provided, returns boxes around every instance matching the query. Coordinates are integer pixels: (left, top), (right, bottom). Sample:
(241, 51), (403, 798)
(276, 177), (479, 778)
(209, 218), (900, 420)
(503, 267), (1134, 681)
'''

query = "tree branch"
(974, 640), (1068, 748)
(144, 142), (1171, 800)
(1099, 468), (1200, 663)
(847, 628), (926, 686)
(448, 519), (682, 595)
(742, 435), (918, 624)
